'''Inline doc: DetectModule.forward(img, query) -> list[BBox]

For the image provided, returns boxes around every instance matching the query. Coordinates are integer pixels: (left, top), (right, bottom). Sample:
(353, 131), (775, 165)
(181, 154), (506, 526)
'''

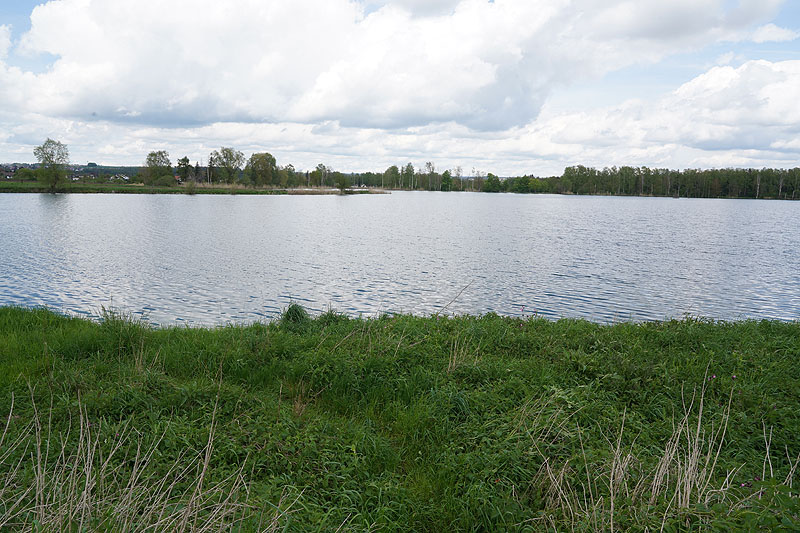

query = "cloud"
(0, 1), (797, 174)
(3, 59), (798, 175)
(0, 0), (788, 133)
(531, 59), (800, 169)
(751, 23), (799, 43)
(377, 0), (462, 16)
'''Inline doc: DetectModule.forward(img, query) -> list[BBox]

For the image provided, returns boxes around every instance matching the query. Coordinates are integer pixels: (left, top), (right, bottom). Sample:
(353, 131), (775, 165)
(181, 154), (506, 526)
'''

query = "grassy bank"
(0, 181), (379, 195)
(0, 306), (798, 531)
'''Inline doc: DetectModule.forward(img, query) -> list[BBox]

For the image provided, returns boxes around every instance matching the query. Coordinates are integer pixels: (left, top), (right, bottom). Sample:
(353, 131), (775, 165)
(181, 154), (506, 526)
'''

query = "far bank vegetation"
(3, 140), (799, 199)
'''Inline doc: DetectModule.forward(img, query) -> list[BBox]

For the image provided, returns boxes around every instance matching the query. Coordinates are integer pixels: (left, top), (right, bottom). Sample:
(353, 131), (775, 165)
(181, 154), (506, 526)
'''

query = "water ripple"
(1, 192), (798, 325)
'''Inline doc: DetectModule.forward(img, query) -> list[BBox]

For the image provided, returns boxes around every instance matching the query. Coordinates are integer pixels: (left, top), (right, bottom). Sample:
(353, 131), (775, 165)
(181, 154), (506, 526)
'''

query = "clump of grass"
(318, 308), (349, 327)
(447, 331), (481, 373)
(100, 306), (150, 364)
(280, 303), (310, 330)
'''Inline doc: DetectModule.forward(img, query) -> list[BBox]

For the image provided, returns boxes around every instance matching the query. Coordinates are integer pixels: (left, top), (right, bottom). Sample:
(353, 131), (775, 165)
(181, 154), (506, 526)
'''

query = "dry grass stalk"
(447, 332), (481, 373)
(258, 487), (304, 531)
(0, 393), (256, 532)
(645, 375), (734, 514)
(785, 447), (800, 489)
(525, 376), (759, 531)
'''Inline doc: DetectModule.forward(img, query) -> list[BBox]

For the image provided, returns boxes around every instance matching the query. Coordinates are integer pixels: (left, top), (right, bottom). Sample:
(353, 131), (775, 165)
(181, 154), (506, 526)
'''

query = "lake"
(1, 192), (798, 325)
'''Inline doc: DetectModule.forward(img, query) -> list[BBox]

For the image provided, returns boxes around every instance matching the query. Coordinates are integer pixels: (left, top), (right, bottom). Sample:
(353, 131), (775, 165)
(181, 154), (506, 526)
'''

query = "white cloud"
(0, 0), (787, 132)
(3, 59), (798, 174)
(751, 23), (799, 43)
(529, 59), (800, 170)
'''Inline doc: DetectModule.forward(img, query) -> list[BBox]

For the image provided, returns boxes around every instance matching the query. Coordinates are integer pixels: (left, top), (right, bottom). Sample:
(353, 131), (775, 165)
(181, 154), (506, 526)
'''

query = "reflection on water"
(1, 192), (798, 325)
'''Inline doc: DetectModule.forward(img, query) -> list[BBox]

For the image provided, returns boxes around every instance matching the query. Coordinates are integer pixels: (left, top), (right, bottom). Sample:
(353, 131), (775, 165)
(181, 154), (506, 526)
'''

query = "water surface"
(1, 192), (797, 324)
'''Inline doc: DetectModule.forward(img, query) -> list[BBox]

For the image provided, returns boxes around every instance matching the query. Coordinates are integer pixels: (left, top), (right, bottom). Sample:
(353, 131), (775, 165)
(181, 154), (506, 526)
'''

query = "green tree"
(283, 164), (299, 187)
(441, 169), (452, 191)
(33, 138), (69, 192)
(244, 152), (277, 187)
(384, 165), (400, 189)
(143, 150), (172, 185)
(310, 164), (330, 187)
(210, 147), (245, 184)
(401, 163), (414, 189)
(176, 157), (191, 182)
(482, 173), (501, 192)
(15, 167), (37, 182)
(335, 173), (349, 193)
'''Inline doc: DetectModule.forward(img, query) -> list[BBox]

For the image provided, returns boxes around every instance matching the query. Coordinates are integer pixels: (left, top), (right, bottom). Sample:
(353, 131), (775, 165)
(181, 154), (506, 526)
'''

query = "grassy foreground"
(0, 306), (798, 531)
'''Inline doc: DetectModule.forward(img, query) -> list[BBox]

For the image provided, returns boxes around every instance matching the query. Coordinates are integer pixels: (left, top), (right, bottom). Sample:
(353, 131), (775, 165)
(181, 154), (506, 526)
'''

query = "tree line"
(504, 165), (800, 200)
(27, 139), (800, 199)
(142, 148), (327, 189)
(344, 164), (800, 199)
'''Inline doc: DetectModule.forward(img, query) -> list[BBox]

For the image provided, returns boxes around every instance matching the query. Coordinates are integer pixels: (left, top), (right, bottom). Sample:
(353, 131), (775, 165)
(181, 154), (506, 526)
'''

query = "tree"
(424, 161), (436, 190)
(310, 163), (330, 187)
(335, 173), (349, 193)
(211, 147), (245, 184)
(384, 165), (400, 189)
(283, 164), (299, 187)
(402, 163), (414, 189)
(244, 152), (277, 187)
(207, 154), (217, 183)
(15, 167), (37, 182)
(482, 173), (501, 192)
(441, 169), (452, 191)
(454, 166), (463, 190)
(143, 150), (172, 185)
(471, 168), (485, 191)
(319, 164), (332, 187)
(176, 156), (191, 182)
(34, 138), (69, 191)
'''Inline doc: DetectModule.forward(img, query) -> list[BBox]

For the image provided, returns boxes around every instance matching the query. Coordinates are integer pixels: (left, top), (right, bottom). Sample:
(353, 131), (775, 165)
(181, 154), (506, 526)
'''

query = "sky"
(0, 0), (798, 175)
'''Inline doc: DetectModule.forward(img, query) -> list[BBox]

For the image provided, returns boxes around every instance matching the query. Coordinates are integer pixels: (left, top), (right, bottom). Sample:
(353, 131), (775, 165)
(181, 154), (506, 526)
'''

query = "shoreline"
(1, 182), (794, 200)
(0, 182), (388, 195)
(2, 181), (797, 200)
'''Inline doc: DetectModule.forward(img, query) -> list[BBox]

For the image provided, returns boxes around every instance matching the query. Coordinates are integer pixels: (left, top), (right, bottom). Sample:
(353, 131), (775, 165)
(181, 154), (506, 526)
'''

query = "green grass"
(0, 306), (798, 531)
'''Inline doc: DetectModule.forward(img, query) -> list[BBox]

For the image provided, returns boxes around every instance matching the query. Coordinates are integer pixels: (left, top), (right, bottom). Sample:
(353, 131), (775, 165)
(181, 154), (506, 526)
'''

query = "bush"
(153, 174), (177, 187)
